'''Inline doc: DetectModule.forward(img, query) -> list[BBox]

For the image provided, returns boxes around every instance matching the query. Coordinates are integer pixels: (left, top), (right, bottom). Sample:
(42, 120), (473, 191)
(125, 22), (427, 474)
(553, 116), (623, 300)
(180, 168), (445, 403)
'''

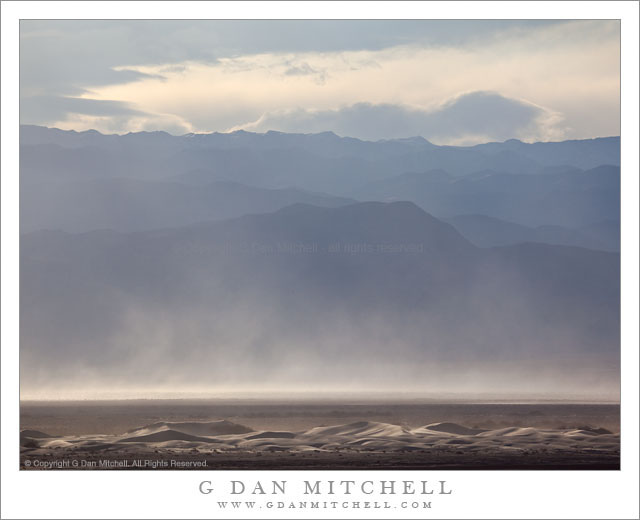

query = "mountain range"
(19, 126), (621, 394)
(20, 125), (620, 243)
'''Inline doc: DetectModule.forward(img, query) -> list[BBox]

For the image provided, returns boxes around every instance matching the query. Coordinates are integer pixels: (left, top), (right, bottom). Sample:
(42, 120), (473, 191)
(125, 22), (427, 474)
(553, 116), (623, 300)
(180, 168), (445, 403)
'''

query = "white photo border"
(2, 2), (638, 519)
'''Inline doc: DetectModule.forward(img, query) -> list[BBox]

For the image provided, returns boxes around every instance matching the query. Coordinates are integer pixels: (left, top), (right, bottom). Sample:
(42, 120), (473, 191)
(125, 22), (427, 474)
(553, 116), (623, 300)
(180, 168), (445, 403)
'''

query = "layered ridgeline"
(21, 125), (619, 252)
(20, 126), (620, 398)
(21, 202), (619, 398)
(443, 215), (620, 252)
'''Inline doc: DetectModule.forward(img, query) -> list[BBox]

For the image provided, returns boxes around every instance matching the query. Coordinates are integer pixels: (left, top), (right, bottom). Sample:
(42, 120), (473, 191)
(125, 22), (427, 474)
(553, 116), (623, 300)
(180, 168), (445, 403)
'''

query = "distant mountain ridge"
(445, 214), (620, 252)
(355, 165), (620, 229)
(21, 125), (619, 187)
(18, 124), (622, 396)
(21, 124), (619, 166)
(470, 136), (620, 170)
(20, 125), (620, 241)
(20, 177), (355, 233)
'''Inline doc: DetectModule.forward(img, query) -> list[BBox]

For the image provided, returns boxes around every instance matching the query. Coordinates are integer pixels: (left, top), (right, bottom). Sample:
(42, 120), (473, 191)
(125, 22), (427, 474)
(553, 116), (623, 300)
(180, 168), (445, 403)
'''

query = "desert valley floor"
(20, 399), (620, 470)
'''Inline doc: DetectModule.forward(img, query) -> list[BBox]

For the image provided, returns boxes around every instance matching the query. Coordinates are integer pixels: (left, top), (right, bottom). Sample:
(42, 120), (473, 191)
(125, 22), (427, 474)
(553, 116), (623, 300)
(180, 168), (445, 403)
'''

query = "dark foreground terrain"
(20, 399), (619, 470)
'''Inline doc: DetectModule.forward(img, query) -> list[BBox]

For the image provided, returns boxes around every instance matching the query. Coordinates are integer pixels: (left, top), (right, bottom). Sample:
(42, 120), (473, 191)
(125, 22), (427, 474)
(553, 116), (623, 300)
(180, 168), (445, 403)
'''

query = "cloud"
(20, 20), (563, 84)
(19, 20), (618, 142)
(20, 95), (193, 136)
(237, 91), (565, 144)
(283, 62), (327, 84)
(57, 112), (194, 136)
(20, 95), (143, 123)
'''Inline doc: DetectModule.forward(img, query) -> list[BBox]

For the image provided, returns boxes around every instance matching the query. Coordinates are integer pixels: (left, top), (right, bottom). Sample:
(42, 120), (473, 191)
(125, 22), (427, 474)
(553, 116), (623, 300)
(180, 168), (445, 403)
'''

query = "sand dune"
(120, 430), (221, 444)
(303, 421), (409, 438)
(20, 418), (619, 465)
(126, 420), (253, 437)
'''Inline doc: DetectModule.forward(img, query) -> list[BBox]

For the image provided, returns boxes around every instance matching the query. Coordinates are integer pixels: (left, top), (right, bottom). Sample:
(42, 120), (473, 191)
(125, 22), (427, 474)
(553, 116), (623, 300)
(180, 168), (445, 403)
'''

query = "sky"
(20, 20), (620, 144)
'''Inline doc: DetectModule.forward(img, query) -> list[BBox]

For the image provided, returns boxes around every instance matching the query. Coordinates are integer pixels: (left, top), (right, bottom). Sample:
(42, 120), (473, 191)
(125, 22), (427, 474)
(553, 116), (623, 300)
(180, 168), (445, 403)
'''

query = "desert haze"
(20, 126), (620, 469)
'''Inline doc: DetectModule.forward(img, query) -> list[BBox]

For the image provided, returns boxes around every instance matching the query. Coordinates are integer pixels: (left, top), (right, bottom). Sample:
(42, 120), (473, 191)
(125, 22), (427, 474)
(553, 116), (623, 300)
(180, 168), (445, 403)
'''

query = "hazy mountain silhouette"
(20, 178), (355, 233)
(19, 126), (621, 394)
(21, 126), (619, 170)
(445, 214), (619, 252)
(471, 137), (620, 170)
(21, 125), (619, 193)
(21, 125), (620, 235)
(356, 166), (620, 228)
(21, 202), (619, 391)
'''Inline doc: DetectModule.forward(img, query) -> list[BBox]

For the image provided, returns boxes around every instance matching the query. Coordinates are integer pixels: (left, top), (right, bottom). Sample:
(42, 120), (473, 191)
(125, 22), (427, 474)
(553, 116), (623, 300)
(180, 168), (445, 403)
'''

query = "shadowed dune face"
(126, 420), (253, 436)
(120, 430), (219, 444)
(418, 422), (486, 435)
